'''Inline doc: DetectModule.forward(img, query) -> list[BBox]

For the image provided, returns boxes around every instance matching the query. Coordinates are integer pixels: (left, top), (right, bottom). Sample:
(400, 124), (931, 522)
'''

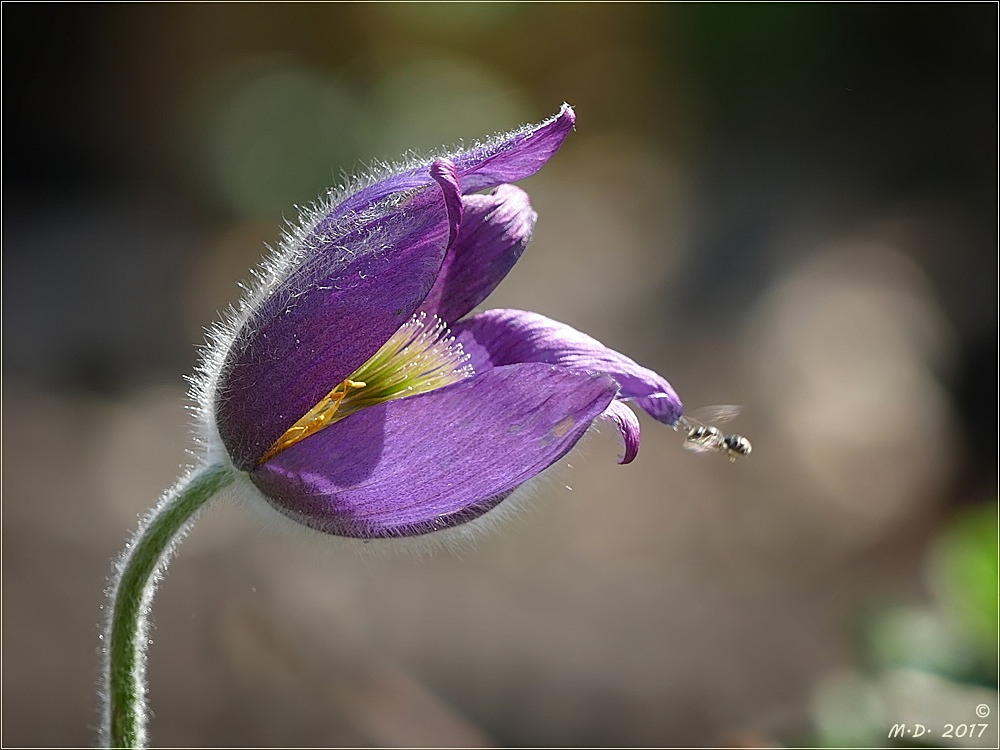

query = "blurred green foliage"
(812, 500), (998, 747)
(931, 502), (1000, 666)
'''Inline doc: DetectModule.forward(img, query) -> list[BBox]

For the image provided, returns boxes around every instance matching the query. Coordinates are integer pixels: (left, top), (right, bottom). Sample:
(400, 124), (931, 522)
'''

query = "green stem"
(100, 462), (237, 749)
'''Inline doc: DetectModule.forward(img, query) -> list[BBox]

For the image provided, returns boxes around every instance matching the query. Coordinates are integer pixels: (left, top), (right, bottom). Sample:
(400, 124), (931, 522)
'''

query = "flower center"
(259, 313), (473, 464)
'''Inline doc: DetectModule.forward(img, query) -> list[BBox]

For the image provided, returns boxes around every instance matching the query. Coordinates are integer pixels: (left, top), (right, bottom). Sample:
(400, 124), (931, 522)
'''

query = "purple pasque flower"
(198, 105), (683, 539)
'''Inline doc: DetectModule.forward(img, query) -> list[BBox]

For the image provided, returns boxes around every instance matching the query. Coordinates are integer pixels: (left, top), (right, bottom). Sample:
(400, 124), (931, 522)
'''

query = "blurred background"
(2, 4), (996, 747)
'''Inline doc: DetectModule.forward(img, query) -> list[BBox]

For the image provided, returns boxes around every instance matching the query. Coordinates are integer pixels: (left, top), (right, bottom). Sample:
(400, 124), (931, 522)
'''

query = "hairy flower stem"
(100, 462), (236, 749)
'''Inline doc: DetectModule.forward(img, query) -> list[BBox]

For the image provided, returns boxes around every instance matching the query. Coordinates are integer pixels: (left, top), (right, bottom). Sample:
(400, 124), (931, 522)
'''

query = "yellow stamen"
(257, 313), (473, 465)
(259, 379), (366, 464)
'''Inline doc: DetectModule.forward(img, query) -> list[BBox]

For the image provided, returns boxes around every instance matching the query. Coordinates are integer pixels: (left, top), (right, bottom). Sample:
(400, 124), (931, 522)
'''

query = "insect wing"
(686, 404), (742, 426)
(682, 437), (720, 454)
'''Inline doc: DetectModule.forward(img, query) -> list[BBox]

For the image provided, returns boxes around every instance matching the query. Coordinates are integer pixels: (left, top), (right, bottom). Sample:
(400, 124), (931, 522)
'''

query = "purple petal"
(331, 105), (575, 219)
(418, 185), (536, 324)
(453, 309), (684, 425)
(217, 168), (462, 470)
(453, 103), (576, 192)
(250, 363), (618, 538)
(602, 400), (641, 464)
(429, 159), (463, 247)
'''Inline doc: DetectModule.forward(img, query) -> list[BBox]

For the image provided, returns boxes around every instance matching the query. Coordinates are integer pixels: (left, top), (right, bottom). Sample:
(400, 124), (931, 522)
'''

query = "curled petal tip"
(603, 400), (641, 464)
(557, 102), (577, 129)
(430, 157), (459, 184)
(430, 158), (463, 247)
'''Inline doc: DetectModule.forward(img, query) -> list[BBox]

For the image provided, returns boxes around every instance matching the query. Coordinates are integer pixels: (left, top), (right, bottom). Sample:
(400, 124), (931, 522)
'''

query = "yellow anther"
(259, 378), (367, 464)
(256, 313), (472, 466)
